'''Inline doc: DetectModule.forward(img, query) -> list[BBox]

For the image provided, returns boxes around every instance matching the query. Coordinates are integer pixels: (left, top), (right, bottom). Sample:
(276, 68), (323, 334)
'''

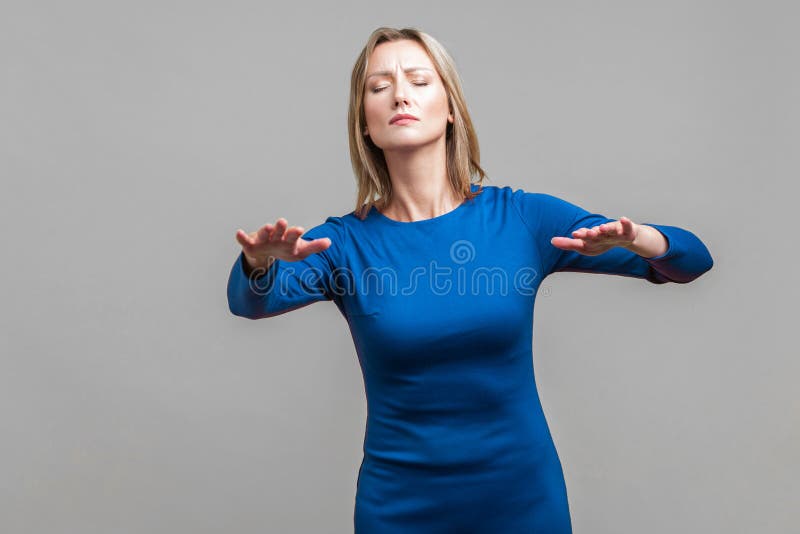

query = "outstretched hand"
(235, 217), (332, 269)
(550, 216), (639, 256)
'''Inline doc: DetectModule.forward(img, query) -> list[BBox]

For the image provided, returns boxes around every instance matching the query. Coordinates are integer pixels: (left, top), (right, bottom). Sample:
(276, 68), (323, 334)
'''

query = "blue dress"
(227, 184), (713, 533)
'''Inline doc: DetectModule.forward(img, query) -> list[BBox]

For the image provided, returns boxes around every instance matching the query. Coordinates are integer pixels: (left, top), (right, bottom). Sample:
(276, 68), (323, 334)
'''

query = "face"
(362, 39), (454, 152)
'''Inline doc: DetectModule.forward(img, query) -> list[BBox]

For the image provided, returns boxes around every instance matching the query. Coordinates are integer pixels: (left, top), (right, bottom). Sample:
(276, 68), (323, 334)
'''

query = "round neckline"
(370, 183), (480, 226)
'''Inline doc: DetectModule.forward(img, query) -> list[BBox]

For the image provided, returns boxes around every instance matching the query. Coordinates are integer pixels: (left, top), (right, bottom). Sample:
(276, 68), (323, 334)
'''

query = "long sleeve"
(227, 216), (345, 319)
(509, 189), (714, 284)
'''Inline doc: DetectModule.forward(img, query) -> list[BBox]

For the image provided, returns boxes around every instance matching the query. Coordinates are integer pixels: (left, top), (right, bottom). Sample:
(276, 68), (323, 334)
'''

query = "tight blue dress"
(227, 184), (713, 533)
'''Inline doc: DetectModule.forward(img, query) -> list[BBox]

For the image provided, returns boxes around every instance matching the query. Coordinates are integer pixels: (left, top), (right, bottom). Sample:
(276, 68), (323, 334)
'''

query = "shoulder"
(299, 210), (373, 253)
(492, 185), (590, 239)
(295, 216), (350, 267)
(486, 184), (574, 213)
(301, 215), (346, 240)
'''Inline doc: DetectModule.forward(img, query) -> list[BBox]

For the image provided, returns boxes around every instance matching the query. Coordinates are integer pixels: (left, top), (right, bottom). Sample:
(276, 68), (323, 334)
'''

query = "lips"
(389, 113), (419, 124)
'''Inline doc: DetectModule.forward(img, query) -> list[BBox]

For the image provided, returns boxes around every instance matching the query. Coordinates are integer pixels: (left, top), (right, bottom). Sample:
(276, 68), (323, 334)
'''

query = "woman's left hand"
(550, 216), (639, 256)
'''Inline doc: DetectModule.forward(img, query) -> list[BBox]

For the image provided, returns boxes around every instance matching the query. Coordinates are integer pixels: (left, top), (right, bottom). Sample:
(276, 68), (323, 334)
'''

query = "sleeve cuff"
(637, 223), (714, 283)
(236, 252), (280, 293)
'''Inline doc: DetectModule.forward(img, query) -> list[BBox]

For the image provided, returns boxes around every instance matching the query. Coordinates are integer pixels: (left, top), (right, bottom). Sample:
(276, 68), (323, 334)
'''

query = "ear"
(363, 128), (369, 136)
(448, 111), (454, 123)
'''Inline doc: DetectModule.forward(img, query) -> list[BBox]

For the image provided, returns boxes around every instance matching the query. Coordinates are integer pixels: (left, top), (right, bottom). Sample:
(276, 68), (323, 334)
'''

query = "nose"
(393, 93), (410, 108)
(393, 80), (410, 108)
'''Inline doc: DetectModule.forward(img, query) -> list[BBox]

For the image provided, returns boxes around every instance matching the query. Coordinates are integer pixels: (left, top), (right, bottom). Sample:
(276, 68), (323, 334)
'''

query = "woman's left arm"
(509, 189), (714, 284)
(550, 215), (715, 284)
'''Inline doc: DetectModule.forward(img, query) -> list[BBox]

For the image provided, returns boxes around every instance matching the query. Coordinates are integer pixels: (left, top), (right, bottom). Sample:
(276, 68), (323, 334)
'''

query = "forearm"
(624, 224), (668, 258)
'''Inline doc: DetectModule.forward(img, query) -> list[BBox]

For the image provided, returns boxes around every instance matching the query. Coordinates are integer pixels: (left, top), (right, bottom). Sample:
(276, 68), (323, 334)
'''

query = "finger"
(284, 226), (305, 243)
(599, 222), (618, 236)
(297, 237), (331, 256)
(271, 218), (288, 240)
(551, 236), (585, 251)
(235, 229), (253, 247)
(590, 224), (617, 240)
(581, 227), (600, 240)
(254, 223), (275, 243)
(619, 217), (636, 237)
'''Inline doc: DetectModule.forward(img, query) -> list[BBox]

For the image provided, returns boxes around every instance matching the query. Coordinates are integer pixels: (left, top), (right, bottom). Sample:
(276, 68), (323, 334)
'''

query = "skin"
(234, 40), (668, 274)
(235, 218), (327, 277)
(361, 39), (459, 223)
(551, 216), (668, 258)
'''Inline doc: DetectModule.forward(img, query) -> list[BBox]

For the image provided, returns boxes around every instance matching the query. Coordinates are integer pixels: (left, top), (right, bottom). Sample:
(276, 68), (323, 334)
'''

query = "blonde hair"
(347, 27), (489, 220)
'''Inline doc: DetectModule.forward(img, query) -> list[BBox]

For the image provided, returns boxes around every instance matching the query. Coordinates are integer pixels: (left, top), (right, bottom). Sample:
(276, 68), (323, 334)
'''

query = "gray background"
(2, 1), (797, 533)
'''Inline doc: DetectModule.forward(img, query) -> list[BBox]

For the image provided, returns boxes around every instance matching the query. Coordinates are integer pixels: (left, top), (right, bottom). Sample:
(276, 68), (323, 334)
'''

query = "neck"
(380, 137), (460, 222)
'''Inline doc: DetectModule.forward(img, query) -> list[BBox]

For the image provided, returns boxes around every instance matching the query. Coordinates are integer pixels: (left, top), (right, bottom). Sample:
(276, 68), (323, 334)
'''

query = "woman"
(227, 27), (713, 533)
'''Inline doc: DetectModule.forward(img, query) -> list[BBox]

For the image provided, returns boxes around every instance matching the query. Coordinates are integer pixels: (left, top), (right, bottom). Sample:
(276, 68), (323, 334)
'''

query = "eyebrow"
(366, 67), (434, 79)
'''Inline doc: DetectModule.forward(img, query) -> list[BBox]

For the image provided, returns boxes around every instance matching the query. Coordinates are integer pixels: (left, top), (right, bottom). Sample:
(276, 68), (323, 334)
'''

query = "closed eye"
(371, 82), (429, 93)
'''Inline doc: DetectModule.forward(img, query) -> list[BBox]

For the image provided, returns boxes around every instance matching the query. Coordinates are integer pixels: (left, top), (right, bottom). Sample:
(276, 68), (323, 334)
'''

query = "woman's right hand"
(235, 218), (332, 273)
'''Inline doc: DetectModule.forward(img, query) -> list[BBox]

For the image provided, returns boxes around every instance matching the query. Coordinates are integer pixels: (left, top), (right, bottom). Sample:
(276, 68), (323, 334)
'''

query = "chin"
(374, 134), (445, 152)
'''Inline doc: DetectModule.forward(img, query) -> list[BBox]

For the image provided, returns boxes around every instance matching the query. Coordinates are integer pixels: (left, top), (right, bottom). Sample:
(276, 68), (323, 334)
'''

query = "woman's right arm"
(227, 216), (344, 319)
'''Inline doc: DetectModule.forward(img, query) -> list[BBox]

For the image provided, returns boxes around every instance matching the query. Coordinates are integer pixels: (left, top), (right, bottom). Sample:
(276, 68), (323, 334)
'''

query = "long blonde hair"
(347, 27), (489, 220)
